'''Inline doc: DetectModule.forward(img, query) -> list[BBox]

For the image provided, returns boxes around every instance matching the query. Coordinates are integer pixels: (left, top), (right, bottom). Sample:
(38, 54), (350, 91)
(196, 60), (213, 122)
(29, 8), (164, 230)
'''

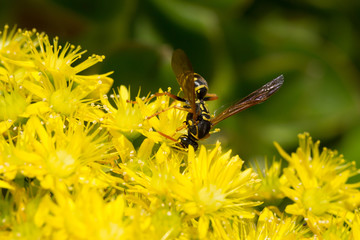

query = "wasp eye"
(196, 87), (207, 100)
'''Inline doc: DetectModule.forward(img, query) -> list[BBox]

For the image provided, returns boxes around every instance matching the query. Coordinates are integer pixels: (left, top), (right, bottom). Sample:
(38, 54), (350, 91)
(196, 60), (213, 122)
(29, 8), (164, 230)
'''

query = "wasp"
(154, 49), (284, 151)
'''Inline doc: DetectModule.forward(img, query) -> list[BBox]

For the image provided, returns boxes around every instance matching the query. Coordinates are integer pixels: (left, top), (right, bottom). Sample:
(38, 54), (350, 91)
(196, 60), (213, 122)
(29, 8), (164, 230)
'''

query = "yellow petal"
(138, 138), (155, 160)
(111, 132), (135, 163)
(0, 179), (14, 189)
(198, 216), (209, 239)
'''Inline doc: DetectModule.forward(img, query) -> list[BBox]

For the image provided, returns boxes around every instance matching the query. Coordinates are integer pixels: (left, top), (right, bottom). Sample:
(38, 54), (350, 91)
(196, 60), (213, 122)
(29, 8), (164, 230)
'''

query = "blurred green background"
(2, 0), (360, 163)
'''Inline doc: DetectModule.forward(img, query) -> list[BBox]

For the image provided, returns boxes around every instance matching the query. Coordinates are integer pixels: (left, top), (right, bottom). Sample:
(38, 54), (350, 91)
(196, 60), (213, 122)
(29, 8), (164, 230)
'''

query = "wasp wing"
(211, 75), (284, 127)
(171, 49), (196, 117)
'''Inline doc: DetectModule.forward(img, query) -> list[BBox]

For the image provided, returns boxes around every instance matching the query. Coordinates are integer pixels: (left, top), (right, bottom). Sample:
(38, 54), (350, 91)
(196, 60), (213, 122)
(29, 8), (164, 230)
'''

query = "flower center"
(198, 184), (225, 212)
(302, 188), (330, 215)
(50, 89), (78, 115)
(47, 149), (76, 177)
(0, 91), (27, 120)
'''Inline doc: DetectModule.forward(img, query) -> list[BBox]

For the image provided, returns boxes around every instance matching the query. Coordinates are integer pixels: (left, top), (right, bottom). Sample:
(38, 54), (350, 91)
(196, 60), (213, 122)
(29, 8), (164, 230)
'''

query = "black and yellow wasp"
(156, 49), (284, 151)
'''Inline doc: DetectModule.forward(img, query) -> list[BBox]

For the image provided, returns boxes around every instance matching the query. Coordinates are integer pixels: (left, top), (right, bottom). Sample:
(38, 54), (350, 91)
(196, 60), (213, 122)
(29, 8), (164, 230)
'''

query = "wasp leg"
(157, 131), (178, 142)
(145, 105), (191, 120)
(175, 124), (187, 132)
(209, 128), (220, 135)
(127, 92), (187, 104)
(158, 131), (198, 151)
(204, 93), (218, 101)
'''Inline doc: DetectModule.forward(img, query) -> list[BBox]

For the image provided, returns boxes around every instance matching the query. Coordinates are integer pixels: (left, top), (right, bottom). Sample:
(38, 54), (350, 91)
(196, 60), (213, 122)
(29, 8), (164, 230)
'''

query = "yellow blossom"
(274, 133), (360, 233)
(21, 36), (111, 119)
(0, 184), (46, 240)
(243, 207), (308, 239)
(0, 25), (113, 131)
(24, 32), (113, 97)
(0, 89), (27, 121)
(172, 143), (261, 238)
(115, 138), (184, 199)
(0, 116), (114, 191)
(0, 88), (29, 133)
(102, 86), (187, 144)
(319, 216), (351, 240)
(251, 158), (287, 205)
(101, 86), (146, 139)
(0, 25), (34, 64)
(138, 88), (188, 145)
(35, 187), (133, 240)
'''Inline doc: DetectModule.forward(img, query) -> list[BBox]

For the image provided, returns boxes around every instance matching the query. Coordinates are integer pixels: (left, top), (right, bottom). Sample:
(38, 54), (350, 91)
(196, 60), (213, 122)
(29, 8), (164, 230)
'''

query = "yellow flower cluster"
(1, 25), (360, 239)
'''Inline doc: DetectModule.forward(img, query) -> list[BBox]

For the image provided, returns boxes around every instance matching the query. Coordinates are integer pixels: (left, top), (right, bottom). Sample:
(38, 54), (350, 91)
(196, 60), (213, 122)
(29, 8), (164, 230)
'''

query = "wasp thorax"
(194, 73), (208, 100)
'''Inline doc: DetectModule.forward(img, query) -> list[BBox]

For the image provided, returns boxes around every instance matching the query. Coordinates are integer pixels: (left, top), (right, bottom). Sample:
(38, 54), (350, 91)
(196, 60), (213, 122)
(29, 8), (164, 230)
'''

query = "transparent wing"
(211, 75), (284, 126)
(171, 49), (196, 117)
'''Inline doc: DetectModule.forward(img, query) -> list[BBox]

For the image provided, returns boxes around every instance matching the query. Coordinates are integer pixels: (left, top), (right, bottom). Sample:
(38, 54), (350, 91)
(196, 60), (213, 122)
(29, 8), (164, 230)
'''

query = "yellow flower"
(24, 32), (113, 97)
(251, 158), (287, 205)
(139, 88), (188, 145)
(0, 88), (29, 134)
(101, 138), (185, 239)
(0, 182), (47, 240)
(172, 143), (261, 238)
(115, 137), (184, 199)
(35, 187), (133, 240)
(21, 32), (113, 119)
(0, 25), (33, 63)
(319, 216), (351, 240)
(1, 26), (113, 130)
(146, 207), (182, 239)
(274, 133), (360, 233)
(101, 86), (146, 140)
(0, 89), (27, 121)
(102, 86), (187, 144)
(22, 70), (105, 121)
(0, 26), (35, 133)
(114, 140), (263, 238)
(0, 130), (38, 181)
(1, 116), (114, 190)
(243, 207), (308, 240)
(180, 144), (260, 214)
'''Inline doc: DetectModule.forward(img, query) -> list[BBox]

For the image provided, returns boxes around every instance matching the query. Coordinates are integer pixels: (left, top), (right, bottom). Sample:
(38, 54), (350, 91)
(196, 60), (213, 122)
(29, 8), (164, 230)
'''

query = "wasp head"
(194, 73), (208, 100)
